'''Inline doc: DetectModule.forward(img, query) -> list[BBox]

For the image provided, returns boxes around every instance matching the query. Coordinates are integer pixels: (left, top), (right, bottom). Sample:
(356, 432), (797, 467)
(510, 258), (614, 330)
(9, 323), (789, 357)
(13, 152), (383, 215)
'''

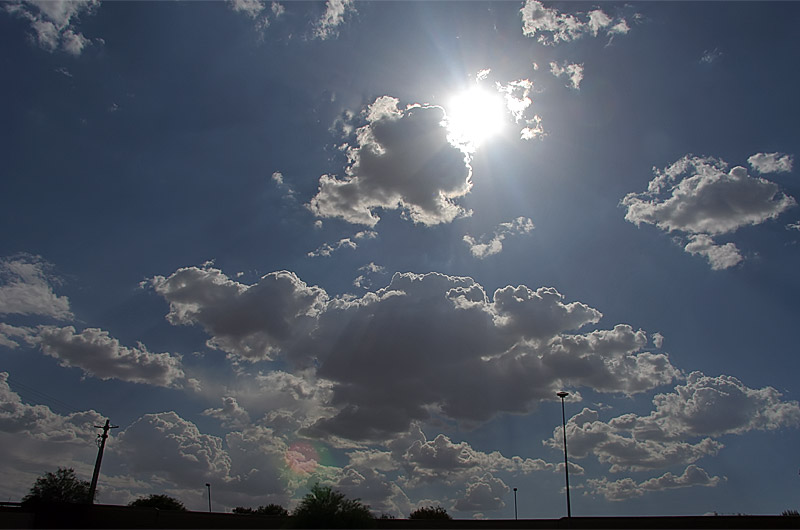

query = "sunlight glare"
(445, 87), (507, 151)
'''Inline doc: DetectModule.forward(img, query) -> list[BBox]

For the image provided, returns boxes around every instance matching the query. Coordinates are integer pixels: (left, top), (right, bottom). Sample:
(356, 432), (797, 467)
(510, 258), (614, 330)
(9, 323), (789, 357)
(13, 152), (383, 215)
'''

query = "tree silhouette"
(128, 494), (186, 511)
(233, 504), (288, 516)
(290, 483), (373, 528)
(409, 505), (452, 520)
(21, 468), (92, 506)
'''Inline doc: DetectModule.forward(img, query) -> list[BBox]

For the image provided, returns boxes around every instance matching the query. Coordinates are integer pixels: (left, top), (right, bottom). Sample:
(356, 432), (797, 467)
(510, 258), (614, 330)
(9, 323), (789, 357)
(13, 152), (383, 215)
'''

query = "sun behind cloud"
(445, 87), (507, 151)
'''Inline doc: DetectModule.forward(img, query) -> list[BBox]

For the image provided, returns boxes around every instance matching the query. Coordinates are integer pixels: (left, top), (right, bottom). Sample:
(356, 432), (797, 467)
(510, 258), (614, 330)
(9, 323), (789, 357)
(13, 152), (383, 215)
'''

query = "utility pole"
(89, 419), (118, 504)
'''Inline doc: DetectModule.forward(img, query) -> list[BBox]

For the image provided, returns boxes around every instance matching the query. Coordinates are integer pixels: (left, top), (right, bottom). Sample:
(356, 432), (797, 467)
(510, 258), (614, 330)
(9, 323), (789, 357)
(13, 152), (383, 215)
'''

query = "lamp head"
(556, 391), (569, 398)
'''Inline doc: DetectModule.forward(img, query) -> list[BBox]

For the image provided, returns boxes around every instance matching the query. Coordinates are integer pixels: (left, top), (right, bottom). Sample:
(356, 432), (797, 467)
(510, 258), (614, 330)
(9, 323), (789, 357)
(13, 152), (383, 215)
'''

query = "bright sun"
(445, 87), (507, 150)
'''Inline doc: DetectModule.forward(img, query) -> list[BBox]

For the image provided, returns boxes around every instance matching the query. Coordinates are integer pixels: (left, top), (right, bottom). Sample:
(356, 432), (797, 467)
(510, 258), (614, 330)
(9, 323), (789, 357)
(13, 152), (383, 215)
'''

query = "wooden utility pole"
(89, 419), (118, 504)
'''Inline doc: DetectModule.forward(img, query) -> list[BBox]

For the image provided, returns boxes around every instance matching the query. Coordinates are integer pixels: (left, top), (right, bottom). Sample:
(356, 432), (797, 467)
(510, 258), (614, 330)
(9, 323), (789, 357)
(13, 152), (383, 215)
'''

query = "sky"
(1, 0), (799, 519)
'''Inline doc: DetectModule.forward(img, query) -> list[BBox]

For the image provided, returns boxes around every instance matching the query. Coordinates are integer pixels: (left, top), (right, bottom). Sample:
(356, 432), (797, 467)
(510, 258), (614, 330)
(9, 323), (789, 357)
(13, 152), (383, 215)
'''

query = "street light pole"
(513, 487), (518, 520)
(556, 391), (571, 518)
(206, 483), (211, 513)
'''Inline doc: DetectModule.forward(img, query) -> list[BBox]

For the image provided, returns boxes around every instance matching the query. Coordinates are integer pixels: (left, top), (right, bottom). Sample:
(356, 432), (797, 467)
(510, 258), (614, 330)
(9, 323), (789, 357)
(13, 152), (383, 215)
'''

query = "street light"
(206, 483), (211, 513)
(513, 487), (518, 520)
(556, 391), (571, 518)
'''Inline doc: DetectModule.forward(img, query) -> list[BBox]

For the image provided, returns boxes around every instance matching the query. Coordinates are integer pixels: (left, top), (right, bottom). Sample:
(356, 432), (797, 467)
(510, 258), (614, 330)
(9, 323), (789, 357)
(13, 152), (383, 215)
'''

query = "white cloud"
(587, 465), (723, 501)
(4, 0), (99, 55)
(700, 48), (722, 64)
(308, 230), (377, 258)
(202, 396), (251, 429)
(520, 1), (630, 46)
(748, 152), (794, 174)
(0, 254), (72, 319)
(34, 326), (185, 387)
(116, 412), (233, 487)
(622, 155), (796, 268)
(145, 263), (328, 361)
(549, 61), (584, 89)
(228, 0), (284, 30)
(546, 372), (800, 476)
(453, 473), (509, 512)
(313, 0), (354, 40)
(463, 217), (534, 259)
(308, 96), (473, 227)
(353, 262), (386, 289)
(151, 263), (678, 441)
(683, 234), (743, 270)
(0, 323), (33, 349)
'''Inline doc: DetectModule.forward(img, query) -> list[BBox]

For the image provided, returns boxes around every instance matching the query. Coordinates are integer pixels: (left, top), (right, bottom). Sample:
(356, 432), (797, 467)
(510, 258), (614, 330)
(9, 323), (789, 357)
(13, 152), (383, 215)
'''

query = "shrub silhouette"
(22, 468), (92, 506)
(409, 505), (451, 519)
(128, 494), (186, 511)
(290, 483), (373, 528)
(233, 504), (288, 516)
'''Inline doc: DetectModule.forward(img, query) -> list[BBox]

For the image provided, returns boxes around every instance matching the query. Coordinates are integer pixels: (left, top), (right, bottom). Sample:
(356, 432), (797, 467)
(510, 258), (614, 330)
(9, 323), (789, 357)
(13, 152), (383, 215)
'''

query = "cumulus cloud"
(550, 61), (584, 89)
(454, 473), (509, 512)
(587, 465), (723, 501)
(463, 217), (534, 259)
(308, 96), (473, 227)
(0, 254), (72, 319)
(520, 1), (630, 45)
(150, 264), (678, 441)
(546, 373), (800, 475)
(313, 0), (354, 40)
(145, 262), (328, 361)
(203, 396), (251, 429)
(308, 230), (377, 258)
(352, 262), (386, 290)
(748, 152), (794, 174)
(683, 234), (743, 270)
(622, 155), (796, 268)
(4, 0), (99, 55)
(0, 371), (104, 442)
(34, 326), (185, 387)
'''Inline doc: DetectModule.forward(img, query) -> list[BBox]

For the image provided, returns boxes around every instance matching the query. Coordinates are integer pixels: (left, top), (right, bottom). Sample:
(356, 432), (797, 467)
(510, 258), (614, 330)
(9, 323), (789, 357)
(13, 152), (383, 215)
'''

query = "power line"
(5, 375), (86, 416)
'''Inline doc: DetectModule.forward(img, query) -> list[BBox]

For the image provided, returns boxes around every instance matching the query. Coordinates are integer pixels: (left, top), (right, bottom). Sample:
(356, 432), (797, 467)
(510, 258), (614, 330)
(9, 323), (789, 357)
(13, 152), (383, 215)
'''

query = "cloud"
(520, 1), (630, 46)
(748, 152), (794, 174)
(353, 262), (386, 290)
(307, 96), (473, 227)
(4, 0), (99, 55)
(116, 412), (233, 487)
(145, 262), (328, 361)
(0, 323), (33, 349)
(700, 48), (722, 64)
(308, 230), (377, 258)
(150, 263), (678, 441)
(546, 373), (800, 475)
(313, 0), (355, 40)
(454, 473), (509, 512)
(587, 465), (723, 501)
(0, 371), (104, 442)
(33, 326), (185, 388)
(202, 396), (251, 429)
(0, 254), (72, 319)
(228, 0), (284, 30)
(683, 234), (743, 270)
(622, 155), (796, 268)
(463, 217), (534, 259)
(549, 61), (584, 89)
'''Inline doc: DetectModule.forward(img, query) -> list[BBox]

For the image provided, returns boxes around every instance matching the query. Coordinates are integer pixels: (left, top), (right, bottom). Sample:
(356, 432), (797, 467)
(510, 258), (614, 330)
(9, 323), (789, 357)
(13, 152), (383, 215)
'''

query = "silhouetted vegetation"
(21, 468), (92, 506)
(290, 483), (373, 528)
(128, 494), (186, 511)
(409, 505), (451, 519)
(233, 503), (288, 516)
(782, 509), (800, 516)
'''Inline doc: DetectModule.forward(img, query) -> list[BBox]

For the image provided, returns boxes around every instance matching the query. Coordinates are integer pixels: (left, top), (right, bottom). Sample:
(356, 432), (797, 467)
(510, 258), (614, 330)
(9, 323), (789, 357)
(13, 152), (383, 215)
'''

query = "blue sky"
(1, 0), (799, 519)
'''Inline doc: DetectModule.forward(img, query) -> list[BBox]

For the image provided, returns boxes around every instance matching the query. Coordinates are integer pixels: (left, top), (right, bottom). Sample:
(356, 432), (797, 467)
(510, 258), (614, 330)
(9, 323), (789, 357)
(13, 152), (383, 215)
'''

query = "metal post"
(206, 483), (211, 512)
(89, 419), (118, 504)
(513, 487), (518, 520)
(557, 391), (571, 518)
